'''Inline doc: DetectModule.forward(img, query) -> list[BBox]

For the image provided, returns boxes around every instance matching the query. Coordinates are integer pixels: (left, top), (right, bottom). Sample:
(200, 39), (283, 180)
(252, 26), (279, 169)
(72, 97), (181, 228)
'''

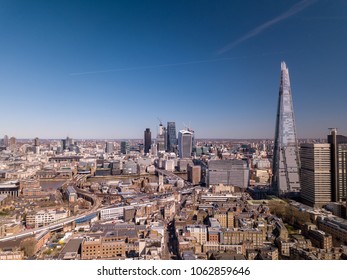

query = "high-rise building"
(66, 136), (72, 147)
(156, 122), (166, 152)
(120, 141), (129, 154)
(300, 143), (331, 207)
(328, 128), (347, 202)
(34, 137), (39, 147)
(167, 122), (177, 152)
(62, 136), (73, 150)
(188, 128), (195, 150)
(178, 130), (193, 159)
(9, 137), (16, 147)
(3, 135), (9, 147)
(272, 62), (301, 196)
(61, 139), (67, 150)
(144, 128), (151, 154)
(151, 143), (158, 156)
(105, 142), (114, 154)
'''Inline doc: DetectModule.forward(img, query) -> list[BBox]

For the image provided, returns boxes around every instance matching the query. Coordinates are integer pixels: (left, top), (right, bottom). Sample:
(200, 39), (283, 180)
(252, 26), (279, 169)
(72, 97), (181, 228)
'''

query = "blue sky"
(0, 0), (346, 139)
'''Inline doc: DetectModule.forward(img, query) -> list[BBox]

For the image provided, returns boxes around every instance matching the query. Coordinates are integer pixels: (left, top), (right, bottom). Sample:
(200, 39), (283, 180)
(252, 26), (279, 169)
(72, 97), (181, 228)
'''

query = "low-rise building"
(26, 209), (69, 228)
(221, 228), (264, 248)
(100, 206), (124, 221)
(81, 233), (126, 260)
(317, 216), (347, 245)
(186, 225), (208, 245)
(0, 250), (24, 260)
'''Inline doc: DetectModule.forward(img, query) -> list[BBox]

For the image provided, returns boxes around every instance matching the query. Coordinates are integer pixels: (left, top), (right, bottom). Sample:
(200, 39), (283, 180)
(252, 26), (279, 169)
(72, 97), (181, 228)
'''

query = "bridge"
(155, 168), (182, 181)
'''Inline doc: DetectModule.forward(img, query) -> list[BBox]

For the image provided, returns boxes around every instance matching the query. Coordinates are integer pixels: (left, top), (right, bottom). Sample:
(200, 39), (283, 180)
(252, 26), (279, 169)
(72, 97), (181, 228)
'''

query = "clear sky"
(1, 0), (346, 139)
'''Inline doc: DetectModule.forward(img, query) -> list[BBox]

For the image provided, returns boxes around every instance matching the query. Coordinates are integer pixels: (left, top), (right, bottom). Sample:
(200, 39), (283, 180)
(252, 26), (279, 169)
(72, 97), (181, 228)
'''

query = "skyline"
(1, 1), (347, 139)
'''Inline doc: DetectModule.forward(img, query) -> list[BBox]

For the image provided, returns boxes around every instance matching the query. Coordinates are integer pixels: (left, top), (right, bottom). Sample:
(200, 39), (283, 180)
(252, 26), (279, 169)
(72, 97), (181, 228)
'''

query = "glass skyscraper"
(178, 130), (193, 159)
(272, 62), (301, 196)
(144, 128), (151, 154)
(328, 128), (347, 202)
(167, 121), (177, 152)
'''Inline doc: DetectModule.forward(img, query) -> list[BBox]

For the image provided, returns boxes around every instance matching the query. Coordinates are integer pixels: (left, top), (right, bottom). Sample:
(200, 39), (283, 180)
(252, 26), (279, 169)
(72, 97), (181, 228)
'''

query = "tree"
(268, 200), (288, 218)
(20, 237), (37, 257)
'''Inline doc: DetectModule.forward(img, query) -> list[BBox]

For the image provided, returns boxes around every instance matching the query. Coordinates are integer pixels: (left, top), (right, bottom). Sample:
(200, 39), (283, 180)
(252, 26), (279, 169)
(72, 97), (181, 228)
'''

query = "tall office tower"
(62, 136), (73, 150)
(272, 62), (301, 196)
(34, 137), (39, 147)
(163, 127), (167, 151)
(151, 142), (158, 156)
(61, 139), (67, 150)
(9, 137), (16, 147)
(167, 122), (177, 152)
(105, 142), (114, 154)
(188, 128), (195, 150)
(33, 137), (40, 154)
(178, 130), (193, 158)
(300, 143), (331, 207)
(144, 128), (151, 154)
(66, 136), (71, 147)
(156, 122), (166, 152)
(66, 136), (74, 147)
(120, 141), (129, 154)
(328, 128), (347, 202)
(3, 135), (9, 147)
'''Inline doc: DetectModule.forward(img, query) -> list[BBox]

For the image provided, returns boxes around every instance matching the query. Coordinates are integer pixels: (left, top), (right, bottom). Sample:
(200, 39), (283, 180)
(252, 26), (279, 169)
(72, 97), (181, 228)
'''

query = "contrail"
(217, 0), (318, 55)
(69, 50), (296, 76)
(69, 56), (246, 76)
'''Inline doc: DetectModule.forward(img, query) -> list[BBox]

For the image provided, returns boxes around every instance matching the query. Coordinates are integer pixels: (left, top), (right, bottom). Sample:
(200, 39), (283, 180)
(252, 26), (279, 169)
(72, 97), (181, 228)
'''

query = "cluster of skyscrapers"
(144, 122), (195, 159)
(1, 61), (345, 215)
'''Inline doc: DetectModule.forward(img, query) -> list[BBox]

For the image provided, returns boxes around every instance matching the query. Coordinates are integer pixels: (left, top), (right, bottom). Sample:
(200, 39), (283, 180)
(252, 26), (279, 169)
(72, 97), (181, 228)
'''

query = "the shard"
(272, 62), (301, 196)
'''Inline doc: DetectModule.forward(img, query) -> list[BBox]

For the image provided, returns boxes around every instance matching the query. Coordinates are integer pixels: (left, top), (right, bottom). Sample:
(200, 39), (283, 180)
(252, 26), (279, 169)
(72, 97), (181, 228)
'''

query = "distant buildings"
(272, 62), (300, 196)
(9, 137), (16, 147)
(105, 142), (114, 154)
(144, 128), (151, 154)
(3, 135), (9, 147)
(20, 179), (44, 197)
(120, 141), (129, 154)
(167, 122), (177, 152)
(156, 122), (166, 152)
(60, 136), (79, 153)
(0, 182), (19, 197)
(123, 161), (138, 175)
(61, 137), (73, 150)
(34, 137), (39, 147)
(178, 130), (193, 159)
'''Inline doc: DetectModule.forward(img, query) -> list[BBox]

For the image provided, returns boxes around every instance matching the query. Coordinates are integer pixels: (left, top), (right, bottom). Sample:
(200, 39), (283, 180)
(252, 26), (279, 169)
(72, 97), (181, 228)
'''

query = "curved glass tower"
(272, 62), (301, 196)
